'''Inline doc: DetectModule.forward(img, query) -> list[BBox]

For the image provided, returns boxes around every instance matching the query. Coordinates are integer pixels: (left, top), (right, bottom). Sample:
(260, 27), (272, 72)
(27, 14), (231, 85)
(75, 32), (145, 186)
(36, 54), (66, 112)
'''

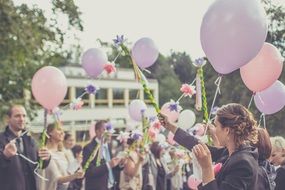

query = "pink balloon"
(254, 81), (285, 115)
(167, 132), (176, 145)
(241, 43), (284, 92)
(128, 99), (147, 121)
(187, 175), (202, 190)
(160, 102), (180, 122)
(200, 0), (267, 74)
(82, 48), (108, 78)
(31, 66), (67, 110)
(132, 37), (159, 69)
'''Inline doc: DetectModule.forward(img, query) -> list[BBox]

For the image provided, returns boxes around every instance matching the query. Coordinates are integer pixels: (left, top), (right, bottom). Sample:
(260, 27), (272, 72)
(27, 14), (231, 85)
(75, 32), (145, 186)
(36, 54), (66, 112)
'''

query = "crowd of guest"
(1, 104), (285, 190)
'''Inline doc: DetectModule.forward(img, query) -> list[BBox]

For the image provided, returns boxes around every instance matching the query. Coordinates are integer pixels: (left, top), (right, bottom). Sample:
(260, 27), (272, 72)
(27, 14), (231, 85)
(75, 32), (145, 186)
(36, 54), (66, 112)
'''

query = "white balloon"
(178, 109), (196, 129)
(128, 99), (147, 121)
(156, 133), (166, 143)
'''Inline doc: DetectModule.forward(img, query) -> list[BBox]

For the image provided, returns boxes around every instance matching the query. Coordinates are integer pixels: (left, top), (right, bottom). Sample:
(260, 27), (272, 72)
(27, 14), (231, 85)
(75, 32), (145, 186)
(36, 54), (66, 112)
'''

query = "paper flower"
(105, 122), (115, 133)
(85, 84), (97, 94)
(131, 129), (143, 140)
(148, 116), (157, 123)
(180, 84), (196, 97)
(168, 99), (182, 112)
(193, 57), (206, 67)
(152, 121), (161, 130)
(70, 98), (84, 110)
(113, 35), (126, 47)
(51, 107), (62, 119)
(104, 62), (116, 74)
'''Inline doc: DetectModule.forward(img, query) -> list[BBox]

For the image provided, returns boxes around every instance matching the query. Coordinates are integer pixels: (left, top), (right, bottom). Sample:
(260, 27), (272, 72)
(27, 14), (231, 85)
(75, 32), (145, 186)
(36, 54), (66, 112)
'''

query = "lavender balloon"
(81, 48), (108, 78)
(132, 37), (159, 69)
(128, 99), (147, 121)
(200, 0), (267, 74)
(254, 81), (285, 115)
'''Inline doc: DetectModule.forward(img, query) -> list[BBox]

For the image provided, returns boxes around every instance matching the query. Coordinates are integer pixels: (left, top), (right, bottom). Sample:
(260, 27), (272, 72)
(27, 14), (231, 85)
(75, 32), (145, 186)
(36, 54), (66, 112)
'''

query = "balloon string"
(39, 109), (48, 169)
(204, 76), (222, 138)
(257, 93), (265, 105)
(247, 93), (255, 109)
(258, 113), (266, 129)
(113, 50), (122, 63)
(176, 94), (185, 103)
(16, 153), (49, 181)
(208, 76), (222, 122)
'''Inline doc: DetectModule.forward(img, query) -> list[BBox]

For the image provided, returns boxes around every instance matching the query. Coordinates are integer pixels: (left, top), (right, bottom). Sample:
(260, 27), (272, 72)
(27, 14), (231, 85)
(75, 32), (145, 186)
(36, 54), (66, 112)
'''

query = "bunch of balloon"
(199, 0), (268, 141)
(31, 66), (67, 168)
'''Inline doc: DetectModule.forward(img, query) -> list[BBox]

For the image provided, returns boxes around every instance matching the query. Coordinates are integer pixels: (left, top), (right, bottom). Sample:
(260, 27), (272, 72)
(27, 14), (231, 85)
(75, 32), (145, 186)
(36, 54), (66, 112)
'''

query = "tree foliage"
(0, 0), (83, 125)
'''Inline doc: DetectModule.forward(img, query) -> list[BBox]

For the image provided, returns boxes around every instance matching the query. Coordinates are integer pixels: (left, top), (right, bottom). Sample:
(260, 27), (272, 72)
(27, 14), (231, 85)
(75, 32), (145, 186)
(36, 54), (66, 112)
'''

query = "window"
(95, 88), (108, 106)
(76, 87), (89, 106)
(113, 88), (124, 106)
(129, 89), (140, 101)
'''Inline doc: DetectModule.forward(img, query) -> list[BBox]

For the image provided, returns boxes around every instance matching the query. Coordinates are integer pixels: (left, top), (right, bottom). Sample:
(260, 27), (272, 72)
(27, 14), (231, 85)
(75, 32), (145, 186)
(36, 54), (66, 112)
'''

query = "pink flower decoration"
(104, 62), (116, 74)
(148, 127), (158, 141)
(70, 98), (84, 110)
(213, 163), (223, 175)
(152, 121), (161, 130)
(180, 84), (196, 97)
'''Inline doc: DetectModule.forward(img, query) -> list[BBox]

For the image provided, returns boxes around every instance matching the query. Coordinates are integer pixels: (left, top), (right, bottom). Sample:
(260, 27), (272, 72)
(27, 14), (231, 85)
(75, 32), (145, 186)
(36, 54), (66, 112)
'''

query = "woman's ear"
(225, 127), (230, 135)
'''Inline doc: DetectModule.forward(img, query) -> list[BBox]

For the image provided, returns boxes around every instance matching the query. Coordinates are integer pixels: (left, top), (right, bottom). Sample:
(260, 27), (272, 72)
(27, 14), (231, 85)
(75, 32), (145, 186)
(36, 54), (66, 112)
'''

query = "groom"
(82, 120), (123, 190)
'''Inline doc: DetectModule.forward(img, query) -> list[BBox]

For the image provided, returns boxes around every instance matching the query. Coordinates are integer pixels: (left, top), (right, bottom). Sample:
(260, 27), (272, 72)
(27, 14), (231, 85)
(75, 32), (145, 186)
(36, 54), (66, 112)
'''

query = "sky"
(14, 0), (285, 58)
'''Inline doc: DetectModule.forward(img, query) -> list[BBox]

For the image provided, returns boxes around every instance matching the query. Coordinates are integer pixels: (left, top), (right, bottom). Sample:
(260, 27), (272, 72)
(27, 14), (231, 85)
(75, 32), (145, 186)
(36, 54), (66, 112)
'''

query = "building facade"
(30, 65), (159, 143)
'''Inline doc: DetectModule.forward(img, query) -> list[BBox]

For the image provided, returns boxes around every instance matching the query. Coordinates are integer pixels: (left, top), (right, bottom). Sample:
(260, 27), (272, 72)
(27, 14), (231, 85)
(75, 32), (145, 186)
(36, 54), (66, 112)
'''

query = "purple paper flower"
(85, 84), (96, 94)
(149, 116), (157, 123)
(193, 57), (206, 67)
(168, 100), (182, 112)
(132, 133), (141, 141)
(106, 123), (112, 131)
(140, 108), (146, 114)
(52, 107), (62, 118)
(113, 35), (125, 47)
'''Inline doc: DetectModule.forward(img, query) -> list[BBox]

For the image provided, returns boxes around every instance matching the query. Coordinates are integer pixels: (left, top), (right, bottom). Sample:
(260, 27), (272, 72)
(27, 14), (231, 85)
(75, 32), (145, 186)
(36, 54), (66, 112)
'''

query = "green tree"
(0, 0), (83, 125)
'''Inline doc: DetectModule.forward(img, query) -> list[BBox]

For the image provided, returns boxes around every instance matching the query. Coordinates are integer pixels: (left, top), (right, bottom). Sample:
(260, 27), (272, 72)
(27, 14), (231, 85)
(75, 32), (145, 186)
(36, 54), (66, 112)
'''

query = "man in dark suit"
(82, 120), (123, 190)
(0, 105), (50, 190)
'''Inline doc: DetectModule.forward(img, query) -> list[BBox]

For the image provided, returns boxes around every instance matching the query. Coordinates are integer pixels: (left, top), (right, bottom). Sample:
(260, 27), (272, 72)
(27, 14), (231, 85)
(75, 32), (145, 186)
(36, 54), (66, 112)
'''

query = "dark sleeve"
(200, 159), (255, 190)
(82, 145), (108, 178)
(275, 167), (285, 190)
(0, 137), (12, 168)
(31, 137), (50, 169)
(174, 128), (227, 163)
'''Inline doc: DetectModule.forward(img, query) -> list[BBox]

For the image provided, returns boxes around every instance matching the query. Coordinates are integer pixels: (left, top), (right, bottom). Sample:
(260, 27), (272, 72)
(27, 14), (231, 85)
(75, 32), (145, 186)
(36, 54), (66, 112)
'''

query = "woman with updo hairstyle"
(159, 103), (260, 190)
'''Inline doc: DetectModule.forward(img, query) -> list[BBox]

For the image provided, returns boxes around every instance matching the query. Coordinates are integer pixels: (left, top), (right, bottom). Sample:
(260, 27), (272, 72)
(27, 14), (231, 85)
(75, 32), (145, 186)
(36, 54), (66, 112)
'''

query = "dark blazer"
(174, 128), (259, 190)
(82, 138), (121, 190)
(0, 126), (49, 190)
(275, 165), (285, 190)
